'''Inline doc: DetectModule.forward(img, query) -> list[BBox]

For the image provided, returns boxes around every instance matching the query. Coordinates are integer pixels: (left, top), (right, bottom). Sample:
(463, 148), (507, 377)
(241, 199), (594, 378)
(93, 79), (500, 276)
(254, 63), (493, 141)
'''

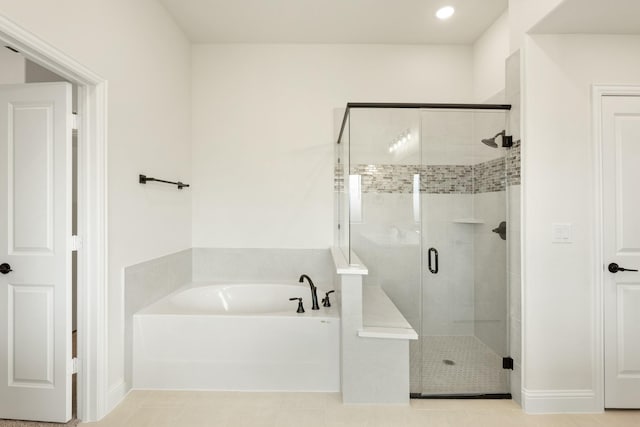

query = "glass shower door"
(346, 108), (424, 393)
(419, 109), (510, 396)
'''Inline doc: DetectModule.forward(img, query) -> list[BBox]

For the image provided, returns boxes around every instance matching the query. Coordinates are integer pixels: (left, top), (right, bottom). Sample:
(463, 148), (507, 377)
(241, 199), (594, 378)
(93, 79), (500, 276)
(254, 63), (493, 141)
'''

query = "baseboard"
(522, 388), (602, 414)
(107, 379), (130, 414)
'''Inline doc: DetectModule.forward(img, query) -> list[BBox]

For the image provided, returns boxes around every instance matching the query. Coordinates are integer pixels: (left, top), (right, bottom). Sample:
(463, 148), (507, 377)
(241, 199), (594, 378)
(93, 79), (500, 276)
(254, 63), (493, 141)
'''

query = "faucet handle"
(289, 297), (305, 313)
(322, 290), (335, 307)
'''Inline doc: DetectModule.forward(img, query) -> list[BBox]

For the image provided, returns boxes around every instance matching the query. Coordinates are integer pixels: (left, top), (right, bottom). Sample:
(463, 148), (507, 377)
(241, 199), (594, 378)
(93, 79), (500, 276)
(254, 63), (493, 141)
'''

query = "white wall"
(0, 0), (192, 408)
(473, 11), (510, 103)
(191, 44), (473, 249)
(508, 0), (564, 53)
(522, 34), (640, 412)
(0, 46), (24, 83)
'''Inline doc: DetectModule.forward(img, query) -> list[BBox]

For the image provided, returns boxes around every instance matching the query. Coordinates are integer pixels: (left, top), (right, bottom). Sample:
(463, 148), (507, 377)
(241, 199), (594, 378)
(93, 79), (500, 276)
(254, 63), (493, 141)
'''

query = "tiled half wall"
(335, 141), (521, 194)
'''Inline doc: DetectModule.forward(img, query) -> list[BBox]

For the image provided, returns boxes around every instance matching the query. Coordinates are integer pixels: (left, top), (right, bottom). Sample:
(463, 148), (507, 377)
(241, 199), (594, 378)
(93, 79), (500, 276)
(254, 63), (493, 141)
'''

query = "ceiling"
(158, 0), (508, 44)
(531, 0), (640, 35)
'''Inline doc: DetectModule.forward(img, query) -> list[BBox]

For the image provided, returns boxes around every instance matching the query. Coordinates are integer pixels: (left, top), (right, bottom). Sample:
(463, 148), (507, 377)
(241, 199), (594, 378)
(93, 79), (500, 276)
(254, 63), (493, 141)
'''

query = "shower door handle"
(428, 248), (439, 274)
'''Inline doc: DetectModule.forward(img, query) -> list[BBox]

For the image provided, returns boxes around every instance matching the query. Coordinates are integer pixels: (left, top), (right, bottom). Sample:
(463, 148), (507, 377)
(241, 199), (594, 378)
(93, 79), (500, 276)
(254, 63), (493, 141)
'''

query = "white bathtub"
(132, 282), (340, 391)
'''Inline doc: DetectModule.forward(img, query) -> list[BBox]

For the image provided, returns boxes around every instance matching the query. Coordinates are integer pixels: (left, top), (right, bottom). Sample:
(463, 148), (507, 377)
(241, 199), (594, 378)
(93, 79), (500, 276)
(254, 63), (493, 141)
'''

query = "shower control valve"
(289, 297), (305, 313)
(322, 290), (335, 307)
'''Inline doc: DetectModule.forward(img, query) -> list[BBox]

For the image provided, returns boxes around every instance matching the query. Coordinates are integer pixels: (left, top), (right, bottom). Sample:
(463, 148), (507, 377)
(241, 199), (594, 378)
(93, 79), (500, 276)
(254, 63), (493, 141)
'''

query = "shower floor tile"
(416, 336), (509, 396)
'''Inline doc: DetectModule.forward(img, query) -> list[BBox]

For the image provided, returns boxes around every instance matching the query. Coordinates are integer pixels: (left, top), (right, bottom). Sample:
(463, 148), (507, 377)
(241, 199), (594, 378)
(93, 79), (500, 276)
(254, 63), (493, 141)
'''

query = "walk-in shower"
(335, 103), (516, 398)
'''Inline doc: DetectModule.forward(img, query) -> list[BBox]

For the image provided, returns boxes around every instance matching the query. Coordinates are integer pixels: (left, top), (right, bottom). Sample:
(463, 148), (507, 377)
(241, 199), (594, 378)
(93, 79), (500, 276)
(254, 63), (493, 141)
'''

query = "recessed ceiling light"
(436, 6), (455, 20)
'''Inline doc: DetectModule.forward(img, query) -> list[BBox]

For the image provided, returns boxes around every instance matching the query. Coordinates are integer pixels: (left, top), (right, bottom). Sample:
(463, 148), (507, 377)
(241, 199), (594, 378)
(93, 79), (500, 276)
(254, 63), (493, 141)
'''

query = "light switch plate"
(552, 223), (572, 243)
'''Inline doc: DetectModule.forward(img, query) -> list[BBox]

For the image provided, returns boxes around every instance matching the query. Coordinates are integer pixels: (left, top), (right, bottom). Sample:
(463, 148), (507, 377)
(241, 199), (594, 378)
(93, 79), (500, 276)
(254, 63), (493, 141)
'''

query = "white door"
(603, 94), (640, 409)
(0, 83), (73, 422)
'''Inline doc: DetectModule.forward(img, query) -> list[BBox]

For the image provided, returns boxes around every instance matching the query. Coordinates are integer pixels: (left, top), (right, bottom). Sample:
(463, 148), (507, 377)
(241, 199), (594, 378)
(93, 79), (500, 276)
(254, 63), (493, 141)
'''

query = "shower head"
(481, 135), (499, 148)
(481, 130), (512, 148)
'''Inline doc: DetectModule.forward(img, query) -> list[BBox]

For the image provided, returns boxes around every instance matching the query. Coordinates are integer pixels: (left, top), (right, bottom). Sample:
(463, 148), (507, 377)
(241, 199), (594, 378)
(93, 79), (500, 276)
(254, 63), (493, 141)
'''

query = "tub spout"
(298, 274), (320, 310)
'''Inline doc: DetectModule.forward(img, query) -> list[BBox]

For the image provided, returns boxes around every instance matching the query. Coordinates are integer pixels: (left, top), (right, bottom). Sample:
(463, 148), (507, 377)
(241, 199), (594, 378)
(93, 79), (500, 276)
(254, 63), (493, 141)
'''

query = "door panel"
(10, 103), (54, 253)
(603, 95), (640, 408)
(614, 115), (640, 253)
(617, 285), (640, 375)
(0, 83), (72, 422)
(9, 284), (54, 387)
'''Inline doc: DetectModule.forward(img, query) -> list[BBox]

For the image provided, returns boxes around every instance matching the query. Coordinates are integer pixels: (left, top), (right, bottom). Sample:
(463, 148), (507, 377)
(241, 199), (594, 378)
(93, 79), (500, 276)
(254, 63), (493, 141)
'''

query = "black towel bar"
(139, 174), (190, 189)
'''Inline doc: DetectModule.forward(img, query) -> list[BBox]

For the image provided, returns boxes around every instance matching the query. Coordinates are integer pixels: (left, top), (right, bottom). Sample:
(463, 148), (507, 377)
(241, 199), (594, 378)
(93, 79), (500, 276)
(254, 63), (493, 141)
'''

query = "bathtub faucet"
(298, 274), (320, 310)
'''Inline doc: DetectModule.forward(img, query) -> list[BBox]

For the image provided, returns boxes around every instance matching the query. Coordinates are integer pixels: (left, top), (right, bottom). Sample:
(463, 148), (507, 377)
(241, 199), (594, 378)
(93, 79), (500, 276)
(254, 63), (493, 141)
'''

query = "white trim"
(591, 85), (606, 414)
(522, 389), (601, 414)
(107, 379), (128, 413)
(357, 327), (418, 340)
(592, 85), (640, 412)
(331, 247), (368, 275)
(0, 13), (108, 422)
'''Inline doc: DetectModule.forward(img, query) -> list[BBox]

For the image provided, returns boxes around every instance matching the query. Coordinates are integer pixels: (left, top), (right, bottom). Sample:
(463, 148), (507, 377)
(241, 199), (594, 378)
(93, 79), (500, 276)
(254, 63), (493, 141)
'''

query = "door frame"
(592, 85), (640, 411)
(0, 15), (108, 422)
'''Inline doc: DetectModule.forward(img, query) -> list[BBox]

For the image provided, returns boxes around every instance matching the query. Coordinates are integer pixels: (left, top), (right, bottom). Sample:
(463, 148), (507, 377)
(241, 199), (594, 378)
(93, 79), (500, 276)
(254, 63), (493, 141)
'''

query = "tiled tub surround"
(192, 248), (334, 285)
(124, 249), (193, 394)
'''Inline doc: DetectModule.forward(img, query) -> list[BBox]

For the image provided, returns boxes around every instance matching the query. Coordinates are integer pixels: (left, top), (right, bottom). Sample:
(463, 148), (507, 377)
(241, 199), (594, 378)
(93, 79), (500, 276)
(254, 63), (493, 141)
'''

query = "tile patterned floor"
(419, 336), (508, 395)
(77, 391), (640, 427)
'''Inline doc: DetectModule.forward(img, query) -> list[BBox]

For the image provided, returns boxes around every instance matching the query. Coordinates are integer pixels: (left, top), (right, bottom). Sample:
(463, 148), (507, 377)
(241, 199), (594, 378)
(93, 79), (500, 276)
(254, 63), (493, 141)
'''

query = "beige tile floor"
(79, 391), (640, 427)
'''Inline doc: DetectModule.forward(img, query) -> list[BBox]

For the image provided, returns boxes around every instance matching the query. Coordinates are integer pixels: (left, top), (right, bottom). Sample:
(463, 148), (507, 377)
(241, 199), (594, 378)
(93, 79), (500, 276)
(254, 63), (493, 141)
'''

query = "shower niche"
(335, 104), (515, 397)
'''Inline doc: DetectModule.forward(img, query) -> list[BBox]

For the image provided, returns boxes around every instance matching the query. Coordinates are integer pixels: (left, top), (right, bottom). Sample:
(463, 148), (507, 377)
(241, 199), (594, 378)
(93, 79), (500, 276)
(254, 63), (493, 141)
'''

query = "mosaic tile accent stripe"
(473, 157), (506, 193)
(422, 165), (473, 194)
(348, 163), (497, 194)
(334, 142), (522, 194)
(506, 139), (521, 186)
(334, 164), (344, 192)
(350, 164), (422, 193)
(350, 164), (474, 194)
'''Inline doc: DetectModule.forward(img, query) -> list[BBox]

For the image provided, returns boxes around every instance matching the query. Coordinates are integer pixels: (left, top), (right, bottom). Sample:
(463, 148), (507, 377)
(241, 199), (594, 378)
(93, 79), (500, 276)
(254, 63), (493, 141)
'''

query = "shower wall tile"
(192, 248), (334, 287)
(473, 191), (508, 356)
(506, 140), (521, 186)
(506, 49), (522, 375)
(506, 50), (521, 143)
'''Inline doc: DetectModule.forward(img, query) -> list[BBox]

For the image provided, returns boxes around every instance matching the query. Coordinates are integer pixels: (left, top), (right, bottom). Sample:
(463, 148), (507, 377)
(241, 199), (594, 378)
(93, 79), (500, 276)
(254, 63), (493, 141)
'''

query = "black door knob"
(608, 263), (639, 273)
(0, 263), (12, 274)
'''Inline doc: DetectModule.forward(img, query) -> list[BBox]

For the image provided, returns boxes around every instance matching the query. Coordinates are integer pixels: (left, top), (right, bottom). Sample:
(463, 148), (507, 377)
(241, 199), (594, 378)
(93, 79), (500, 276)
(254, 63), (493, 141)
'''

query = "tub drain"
(443, 359), (456, 366)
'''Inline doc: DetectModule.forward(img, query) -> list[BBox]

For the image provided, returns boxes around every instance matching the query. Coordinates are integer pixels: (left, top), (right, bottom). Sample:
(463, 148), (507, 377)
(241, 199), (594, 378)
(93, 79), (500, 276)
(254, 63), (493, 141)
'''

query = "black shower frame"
(336, 102), (512, 145)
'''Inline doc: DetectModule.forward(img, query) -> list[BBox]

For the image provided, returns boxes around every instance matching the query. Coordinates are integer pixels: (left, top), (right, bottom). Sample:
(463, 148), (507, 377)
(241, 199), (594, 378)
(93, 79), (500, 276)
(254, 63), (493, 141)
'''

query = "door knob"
(608, 263), (638, 273)
(0, 263), (12, 274)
